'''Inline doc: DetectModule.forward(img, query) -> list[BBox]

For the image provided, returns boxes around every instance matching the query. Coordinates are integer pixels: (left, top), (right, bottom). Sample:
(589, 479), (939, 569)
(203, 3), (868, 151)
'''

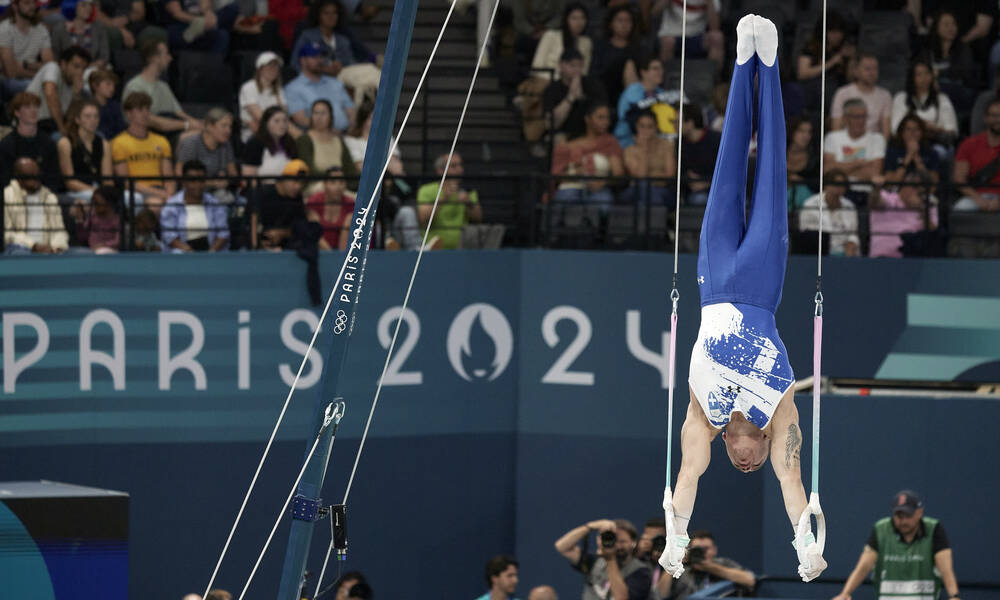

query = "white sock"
(753, 15), (778, 67)
(735, 13), (756, 65)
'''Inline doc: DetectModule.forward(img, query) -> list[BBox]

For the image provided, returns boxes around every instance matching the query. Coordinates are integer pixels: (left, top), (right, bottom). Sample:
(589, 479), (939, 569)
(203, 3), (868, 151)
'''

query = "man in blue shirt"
(475, 555), (520, 600)
(285, 41), (355, 132)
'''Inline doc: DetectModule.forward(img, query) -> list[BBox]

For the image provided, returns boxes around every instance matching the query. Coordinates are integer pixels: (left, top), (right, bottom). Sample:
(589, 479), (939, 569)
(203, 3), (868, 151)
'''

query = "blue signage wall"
(0, 251), (997, 599)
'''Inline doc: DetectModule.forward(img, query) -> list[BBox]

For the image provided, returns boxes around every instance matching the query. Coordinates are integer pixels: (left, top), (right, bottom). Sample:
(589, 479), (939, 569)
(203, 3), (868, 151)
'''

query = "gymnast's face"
(722, 414), (769, 473)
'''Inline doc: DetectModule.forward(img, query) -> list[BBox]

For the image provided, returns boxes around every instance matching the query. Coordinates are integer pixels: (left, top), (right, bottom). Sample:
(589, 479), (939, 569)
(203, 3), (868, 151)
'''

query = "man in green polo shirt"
(834, 490), (960, 600)
(417, 152), (482, 249)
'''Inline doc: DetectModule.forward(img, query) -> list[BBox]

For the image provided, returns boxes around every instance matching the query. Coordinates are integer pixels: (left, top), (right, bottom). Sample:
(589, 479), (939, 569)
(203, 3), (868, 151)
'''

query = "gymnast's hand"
(658, 534), (689, 579)
(794, 532), (828, 582)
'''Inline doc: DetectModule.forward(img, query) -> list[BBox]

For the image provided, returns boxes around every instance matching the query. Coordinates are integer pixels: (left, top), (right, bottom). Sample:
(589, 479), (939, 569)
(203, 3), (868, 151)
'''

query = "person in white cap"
(239, 50), (292, 142)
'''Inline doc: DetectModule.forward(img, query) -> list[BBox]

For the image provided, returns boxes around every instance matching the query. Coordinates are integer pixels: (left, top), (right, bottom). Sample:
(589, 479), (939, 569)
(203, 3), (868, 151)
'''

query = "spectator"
(0, 0), (55, 98)
(953, 99), (1000, 212)
(164, 0), (239, 54)
(654, 530), (755, 600)
(133, 207), (161, 250)
(205, 590), (232, 600)
(295, 98), (359, 194)
(286, 41), (355, 133)
(112, 91), (175, 211)
(89, 69), (127, 140)
(833, 490), (959, 600)
(799, 169), (861, 257)
(891, 60), (957, 149)
(680, 103), (720, 205)
(653, 0), (723, 66)
(475, 555), (519, 600)
(636, 517), (666, 564)
(829, 53), (892, 140)
(57, 97), (113, 202)
(331, 571), (368, 600)
(925, 10), (977, 91)
(786, 116), (820, 209)
(290, 0), (381, 106)
(238, 51), (289, 142)
(26, 45), (91, 136)
(3, 157), (69, 254)
(531, 2), (592, 79)
(73, 185), (119, 252)
(590, 5), (640, 107)
(795, 11), (854, 112)
(543, 47), (607, 141)
(511, 0), (563, 61)
(823, 98), (886, 204)
(869, 170), (939, 258)
(624, 109), (676, 205)
(614, 55), (681, 147)
(0, 92), (62, 191)
(970, 72), (1000, 134)
(122, 38), (202, 134)
(527, 586), (557, 600)
(241, 105), (298, 178)
(96, 0), (163, 51)
(344, 99), (404, 175)
(552, 103), (624, 207)
(51, 0), (110, 66)
(251, 158), (308, 250)
(417, 152), (482, 250)
(922, 0), (995, 61)
(175, 107), (238, 204)
(306, 166), (355, 251)
(161, 159), (229, 252)
(884, 114), (941, 184)
(554, 518), (652, 600)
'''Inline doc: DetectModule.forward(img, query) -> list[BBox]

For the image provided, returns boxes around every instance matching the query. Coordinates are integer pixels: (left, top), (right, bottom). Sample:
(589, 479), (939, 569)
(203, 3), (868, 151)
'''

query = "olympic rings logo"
(334, 310), (348, 334)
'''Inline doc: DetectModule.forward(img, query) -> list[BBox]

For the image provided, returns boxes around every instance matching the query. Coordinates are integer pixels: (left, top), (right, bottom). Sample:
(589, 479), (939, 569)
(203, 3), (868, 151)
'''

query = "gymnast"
(658, 15), (827, 583)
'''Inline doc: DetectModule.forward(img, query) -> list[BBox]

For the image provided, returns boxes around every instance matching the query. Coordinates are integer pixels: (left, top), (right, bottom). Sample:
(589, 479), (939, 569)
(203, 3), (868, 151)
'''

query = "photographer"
(637, 518), (667, 563)
(654, 530), (755, 600)
(554, 519), (652, 600)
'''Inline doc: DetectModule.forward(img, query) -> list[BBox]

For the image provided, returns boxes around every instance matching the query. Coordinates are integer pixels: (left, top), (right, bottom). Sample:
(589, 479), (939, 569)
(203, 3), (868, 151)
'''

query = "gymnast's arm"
(768, 389), (809, 527)
(673, 389), (718, 523)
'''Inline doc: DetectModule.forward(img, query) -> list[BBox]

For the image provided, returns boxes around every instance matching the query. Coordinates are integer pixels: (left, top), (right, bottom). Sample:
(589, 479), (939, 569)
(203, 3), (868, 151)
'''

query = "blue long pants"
(696, 55), (788, 314)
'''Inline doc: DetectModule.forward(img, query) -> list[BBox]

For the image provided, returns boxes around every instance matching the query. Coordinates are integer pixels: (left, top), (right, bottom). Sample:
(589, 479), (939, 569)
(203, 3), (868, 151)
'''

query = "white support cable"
(817, 0), (827, 278)
(671, 0), (688, 279)
(200, 4), (459, 597)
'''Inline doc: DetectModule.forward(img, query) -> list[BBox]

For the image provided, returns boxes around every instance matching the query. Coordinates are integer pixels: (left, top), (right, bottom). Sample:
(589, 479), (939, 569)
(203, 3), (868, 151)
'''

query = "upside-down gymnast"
(658, 15), (827, 583)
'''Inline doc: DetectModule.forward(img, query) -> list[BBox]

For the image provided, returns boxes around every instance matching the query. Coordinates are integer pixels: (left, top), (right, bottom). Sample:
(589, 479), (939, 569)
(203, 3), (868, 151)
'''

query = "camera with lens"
(600, 530), (617, 549)
(686, 545), (707, 565)
(651, 534), (666, 557)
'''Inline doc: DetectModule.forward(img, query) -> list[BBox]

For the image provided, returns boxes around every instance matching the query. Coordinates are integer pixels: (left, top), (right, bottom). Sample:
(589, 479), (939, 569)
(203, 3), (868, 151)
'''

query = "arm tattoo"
(784, 424), (802, 469)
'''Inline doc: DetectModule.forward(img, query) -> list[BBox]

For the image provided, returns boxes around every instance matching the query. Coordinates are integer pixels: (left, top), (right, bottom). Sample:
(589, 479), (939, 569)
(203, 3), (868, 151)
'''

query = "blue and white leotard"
(688, 51), (795, 430)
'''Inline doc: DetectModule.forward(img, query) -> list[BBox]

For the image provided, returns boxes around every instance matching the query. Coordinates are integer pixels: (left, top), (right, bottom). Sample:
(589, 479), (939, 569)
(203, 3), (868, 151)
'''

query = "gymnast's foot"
(736, 13), (756, 65)
(753, 15), (778, 67)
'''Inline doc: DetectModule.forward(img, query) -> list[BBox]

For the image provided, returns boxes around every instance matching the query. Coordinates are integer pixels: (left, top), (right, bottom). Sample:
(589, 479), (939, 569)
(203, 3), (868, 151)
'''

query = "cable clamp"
(670, 288), (680, 313)
(814, 291), (824, 317)
(323, 401), (346, 429)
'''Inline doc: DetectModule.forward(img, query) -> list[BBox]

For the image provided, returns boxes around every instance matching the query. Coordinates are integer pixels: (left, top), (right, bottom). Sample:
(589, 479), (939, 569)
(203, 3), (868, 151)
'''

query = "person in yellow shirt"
(416, 152), (482, 249)
(111, 91), (175, 213)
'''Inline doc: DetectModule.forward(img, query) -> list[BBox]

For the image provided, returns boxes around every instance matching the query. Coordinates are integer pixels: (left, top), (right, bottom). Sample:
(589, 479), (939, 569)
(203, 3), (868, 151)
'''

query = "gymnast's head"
(721, 412), (768, 473)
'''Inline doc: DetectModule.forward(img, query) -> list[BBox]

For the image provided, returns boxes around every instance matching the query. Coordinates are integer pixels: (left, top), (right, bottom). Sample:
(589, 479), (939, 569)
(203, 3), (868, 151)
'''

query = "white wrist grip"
(795, 492), (826, 564)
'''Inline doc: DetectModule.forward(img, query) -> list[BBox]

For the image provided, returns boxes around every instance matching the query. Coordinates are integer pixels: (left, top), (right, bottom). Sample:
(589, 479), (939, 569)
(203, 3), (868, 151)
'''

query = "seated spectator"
(543, 48), (607, 141)
(624, 109), (676, 205)
(96, 0), (164, 51)
(511, 0), (562, 61)
(286, 42), (355, 133)
(795, 11), (854, 112)
(823, 98), (886, 204)
(290, 0), (381, 106)
(475, 555), (519, 600)
(799, 169), (861, 257)
(590, 5), (640, 106)
(238, 51), (289, 142)
(26, 46), (91, 136)
(344, 99), (403, 175)
(175, 107), (238, 204)
(551, 103), (624, 207)
(51, 0), (110, 66)
(554, 518), (652, 600)
(705, 82), (727, 133)
(3, 157), (69, 254)
(614, 55), (681, 147)
(205, 589), (233, 600)
(417, 152), (482, 249)
(884, 115), (941, 184)
(295, 99), (359, 194)
(654, 0), (723, 66)
(970, 72), (1000, 134)
(161, 159), (229, 252)
(787, 116), (820, 209)
(241, 105), (298, 178)
(680, 104), (720, 205)
(830, 53), (892, 140)
(890, 61), (957, 149)
(122, 38), (202, 134)
(57, 97), (113, 201)
(531, 3), (592, 79)
(922, 1), (994, 63)
(0, 0), (55, 98)
(869, 170), (938, 258)
(925, 10), (977, 91)
(164, 0), (239, 54)
(953, 99), (1000, 212)
(252, 158), (308, 250)
(112, 91), (175, 211)
(133, 207), (161, 250)
(0, 92), (62, 191)
(89, 69), (127, 140)
(73, 185), (120, 253)
(306, 166), (354, 250)
(654, 530), (756, 600)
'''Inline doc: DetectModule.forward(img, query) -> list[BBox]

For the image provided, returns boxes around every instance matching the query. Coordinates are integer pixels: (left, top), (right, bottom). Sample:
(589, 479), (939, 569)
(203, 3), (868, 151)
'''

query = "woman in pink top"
(869, 171), (938, 258)
(75, 186), (120, 253)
